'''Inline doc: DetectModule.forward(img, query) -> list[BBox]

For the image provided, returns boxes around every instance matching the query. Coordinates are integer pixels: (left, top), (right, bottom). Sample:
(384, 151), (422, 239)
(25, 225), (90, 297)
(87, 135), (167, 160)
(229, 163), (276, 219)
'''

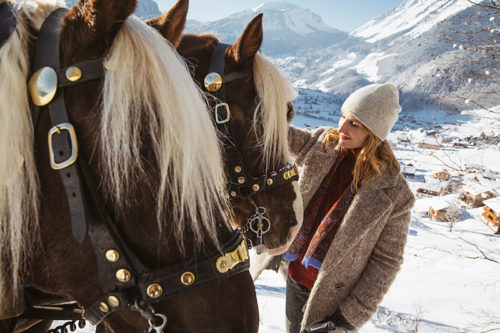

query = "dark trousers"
(286, 275), (311, 333)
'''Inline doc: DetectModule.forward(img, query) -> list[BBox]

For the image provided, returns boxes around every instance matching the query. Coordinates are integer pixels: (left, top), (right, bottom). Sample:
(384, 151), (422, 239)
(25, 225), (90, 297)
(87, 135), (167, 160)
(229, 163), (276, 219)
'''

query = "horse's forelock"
(101, 17), (227, 252)
(253, 53), (297, 170)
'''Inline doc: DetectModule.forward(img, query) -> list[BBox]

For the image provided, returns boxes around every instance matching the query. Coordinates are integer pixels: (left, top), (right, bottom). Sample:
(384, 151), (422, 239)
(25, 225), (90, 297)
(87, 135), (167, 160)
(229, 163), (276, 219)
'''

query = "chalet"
(428, 201), (451, 222)
(402, 165), (416, 178)
(459, 185), (496, 208)
(482, 198), (500, 228)
(417, 181), (444, 196)
(433, 171), (451, 181)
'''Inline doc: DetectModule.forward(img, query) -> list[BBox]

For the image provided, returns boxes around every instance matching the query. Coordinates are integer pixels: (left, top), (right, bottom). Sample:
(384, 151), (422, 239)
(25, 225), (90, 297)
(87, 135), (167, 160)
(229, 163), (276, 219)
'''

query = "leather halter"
(27, 9), (250, 327)
(205, 43), (299, 200)
(0, 2), (16, 49)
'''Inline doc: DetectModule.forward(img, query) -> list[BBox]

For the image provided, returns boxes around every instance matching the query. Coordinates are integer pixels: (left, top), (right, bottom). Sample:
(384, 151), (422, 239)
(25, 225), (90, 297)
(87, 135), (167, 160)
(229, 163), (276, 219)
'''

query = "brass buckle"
(215, 240), (249, 273)
(215, 103), (230, 124)
(283, 164), (299, 181)
(48, 123), (78, 170)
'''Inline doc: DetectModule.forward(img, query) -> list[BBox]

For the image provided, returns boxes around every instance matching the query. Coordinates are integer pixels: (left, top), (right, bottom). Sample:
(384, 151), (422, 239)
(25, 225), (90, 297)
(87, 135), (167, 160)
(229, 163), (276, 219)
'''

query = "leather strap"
(32, 8), (89, 243)
(0, 2), (16, 49)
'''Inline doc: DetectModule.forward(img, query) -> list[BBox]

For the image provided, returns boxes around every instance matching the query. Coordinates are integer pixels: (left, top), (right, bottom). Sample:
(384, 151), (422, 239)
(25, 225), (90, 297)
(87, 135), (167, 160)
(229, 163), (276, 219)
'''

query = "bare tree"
(432, 0), (499, 115)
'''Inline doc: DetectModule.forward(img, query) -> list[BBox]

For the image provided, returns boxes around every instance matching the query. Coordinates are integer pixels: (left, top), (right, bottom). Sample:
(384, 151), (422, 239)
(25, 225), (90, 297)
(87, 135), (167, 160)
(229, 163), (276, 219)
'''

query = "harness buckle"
(48, 123), (78, 170)
(215, 240), (249, 273)
(215, 103), (231, 124)
(283, 164), (299, 181)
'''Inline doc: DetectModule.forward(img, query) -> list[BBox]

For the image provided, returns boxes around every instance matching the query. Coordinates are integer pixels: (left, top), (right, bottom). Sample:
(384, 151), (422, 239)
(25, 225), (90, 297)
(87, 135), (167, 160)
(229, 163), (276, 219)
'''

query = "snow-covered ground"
(256, 100), (500, 333)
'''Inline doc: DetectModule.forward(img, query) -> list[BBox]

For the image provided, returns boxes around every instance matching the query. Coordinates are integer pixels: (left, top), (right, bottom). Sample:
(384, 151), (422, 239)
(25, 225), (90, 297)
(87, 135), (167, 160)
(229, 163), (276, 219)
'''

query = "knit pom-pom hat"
(341, 83), (401, 141)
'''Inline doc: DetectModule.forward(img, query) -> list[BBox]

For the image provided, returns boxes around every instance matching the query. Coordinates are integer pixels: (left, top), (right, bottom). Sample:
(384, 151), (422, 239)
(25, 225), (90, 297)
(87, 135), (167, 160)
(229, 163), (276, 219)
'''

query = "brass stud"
(234, 166), (242, 173)
(65, 66), (82, 82)
(147, 284), (163, 299)
(99, 302), (109, 313)
(267, 178), (273, 186)
(105, 249), (119, 263)
(230, 191), (237, 197)
(107, 296), (120, 308)
(180, 272), (195, 286)
(115, 269), (131, 283)
(238, 177), (245, 184)
(204, 72), (223, 92)
(252, 184), (260, 192)
(225, 193), (230, 200)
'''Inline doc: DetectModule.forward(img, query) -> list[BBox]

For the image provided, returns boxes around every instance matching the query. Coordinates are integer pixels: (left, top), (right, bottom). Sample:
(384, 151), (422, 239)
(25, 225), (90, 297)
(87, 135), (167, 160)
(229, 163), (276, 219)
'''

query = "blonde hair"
(102, 16), (227, 250)
(324, 127), (399, 191)
(253, 52), (297, 170)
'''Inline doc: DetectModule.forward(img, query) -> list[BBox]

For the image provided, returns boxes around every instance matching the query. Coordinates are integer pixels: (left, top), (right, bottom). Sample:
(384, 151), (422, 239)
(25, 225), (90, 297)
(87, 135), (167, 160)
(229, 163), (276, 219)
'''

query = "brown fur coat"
(289, 126), (415, 331)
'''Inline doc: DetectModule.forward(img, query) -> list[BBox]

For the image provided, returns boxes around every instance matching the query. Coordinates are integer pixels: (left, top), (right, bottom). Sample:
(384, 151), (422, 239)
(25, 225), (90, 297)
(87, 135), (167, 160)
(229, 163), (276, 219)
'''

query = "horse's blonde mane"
(102, 17), (226, 249)
(253, 53), (297, 169)
(0, 0), (64, 309)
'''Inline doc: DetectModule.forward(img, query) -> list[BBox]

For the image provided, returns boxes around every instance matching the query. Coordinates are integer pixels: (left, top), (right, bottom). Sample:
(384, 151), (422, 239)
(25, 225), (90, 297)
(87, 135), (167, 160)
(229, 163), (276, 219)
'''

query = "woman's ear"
(61, 0), (137, 62)
(146, 0), (188, 48)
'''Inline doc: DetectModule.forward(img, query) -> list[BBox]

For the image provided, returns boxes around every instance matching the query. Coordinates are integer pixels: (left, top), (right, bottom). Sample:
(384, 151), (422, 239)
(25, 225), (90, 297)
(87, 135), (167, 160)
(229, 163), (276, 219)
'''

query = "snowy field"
(256, 104), (500, 333)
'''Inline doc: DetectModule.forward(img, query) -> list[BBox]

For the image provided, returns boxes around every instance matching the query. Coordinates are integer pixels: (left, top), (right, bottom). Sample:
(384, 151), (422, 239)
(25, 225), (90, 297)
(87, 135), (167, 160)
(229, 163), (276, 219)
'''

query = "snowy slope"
(184, 2), (348, 56)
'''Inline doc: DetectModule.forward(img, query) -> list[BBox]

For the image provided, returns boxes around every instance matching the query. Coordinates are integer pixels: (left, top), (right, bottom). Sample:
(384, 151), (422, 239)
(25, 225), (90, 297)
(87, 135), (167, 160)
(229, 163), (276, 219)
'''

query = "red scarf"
(284, 150), (356, 288)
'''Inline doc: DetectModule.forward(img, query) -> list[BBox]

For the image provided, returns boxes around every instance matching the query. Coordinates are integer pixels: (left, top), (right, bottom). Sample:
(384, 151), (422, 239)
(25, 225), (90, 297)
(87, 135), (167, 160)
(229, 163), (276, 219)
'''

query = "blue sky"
(155, 0), (404, 32)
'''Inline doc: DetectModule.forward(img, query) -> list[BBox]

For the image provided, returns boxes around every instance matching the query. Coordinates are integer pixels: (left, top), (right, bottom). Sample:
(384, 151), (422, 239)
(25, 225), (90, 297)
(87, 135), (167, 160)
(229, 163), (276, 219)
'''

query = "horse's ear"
(229, 13), (263, 65)
(147, 0), (188, 47)
(61, 0), (137, 61)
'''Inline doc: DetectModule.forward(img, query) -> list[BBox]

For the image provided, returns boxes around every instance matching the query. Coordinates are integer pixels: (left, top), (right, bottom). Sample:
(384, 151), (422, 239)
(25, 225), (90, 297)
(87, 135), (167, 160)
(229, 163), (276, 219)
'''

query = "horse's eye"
(286, 102), (295, 122)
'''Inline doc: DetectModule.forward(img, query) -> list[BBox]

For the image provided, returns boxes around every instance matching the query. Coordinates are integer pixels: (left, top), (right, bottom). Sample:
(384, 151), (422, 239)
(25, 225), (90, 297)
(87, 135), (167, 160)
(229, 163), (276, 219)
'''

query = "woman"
(284, 83), (415, 333)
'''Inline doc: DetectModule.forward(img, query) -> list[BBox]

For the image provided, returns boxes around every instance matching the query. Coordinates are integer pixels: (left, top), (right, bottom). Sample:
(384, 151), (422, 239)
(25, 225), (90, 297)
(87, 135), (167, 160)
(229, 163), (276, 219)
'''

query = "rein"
(25, 9), (250, 331)
(203, 43), (299, 248)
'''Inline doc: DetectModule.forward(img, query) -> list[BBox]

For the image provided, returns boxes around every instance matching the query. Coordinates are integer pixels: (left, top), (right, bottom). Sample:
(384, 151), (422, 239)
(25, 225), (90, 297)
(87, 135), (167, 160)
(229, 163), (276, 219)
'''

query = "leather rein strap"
(28, 9), (250, 327)
(206, 43), (299, 200)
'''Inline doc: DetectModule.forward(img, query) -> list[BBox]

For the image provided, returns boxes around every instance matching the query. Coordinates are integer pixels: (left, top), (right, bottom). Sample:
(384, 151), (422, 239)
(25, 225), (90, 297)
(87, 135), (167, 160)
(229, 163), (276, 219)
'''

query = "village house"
(428, 200), (452, 222)
(459, 184), (496, 208)
(433, 171), (451, 181)
(482, 197), (500, 229)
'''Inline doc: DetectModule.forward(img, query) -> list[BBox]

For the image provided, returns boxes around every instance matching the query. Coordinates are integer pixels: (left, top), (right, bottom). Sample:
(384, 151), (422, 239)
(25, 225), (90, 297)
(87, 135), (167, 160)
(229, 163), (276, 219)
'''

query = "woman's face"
(338, 110), (369, 149)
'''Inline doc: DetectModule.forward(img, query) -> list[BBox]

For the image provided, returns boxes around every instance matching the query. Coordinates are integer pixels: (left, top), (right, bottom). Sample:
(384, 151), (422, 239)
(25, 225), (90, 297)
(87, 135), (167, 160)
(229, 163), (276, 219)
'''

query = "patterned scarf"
(284, 152), (356, 270)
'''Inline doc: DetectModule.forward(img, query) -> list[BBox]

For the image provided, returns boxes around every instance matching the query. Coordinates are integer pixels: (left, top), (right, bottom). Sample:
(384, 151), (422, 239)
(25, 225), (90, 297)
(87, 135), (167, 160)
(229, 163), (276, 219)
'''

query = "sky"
(156, 0), (405, 32)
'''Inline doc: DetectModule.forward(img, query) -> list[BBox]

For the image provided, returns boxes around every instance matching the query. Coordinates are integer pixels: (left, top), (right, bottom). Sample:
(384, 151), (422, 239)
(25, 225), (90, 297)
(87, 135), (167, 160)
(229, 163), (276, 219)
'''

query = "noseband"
(24, 9), (250, 331)
(203, 43), (299, 248)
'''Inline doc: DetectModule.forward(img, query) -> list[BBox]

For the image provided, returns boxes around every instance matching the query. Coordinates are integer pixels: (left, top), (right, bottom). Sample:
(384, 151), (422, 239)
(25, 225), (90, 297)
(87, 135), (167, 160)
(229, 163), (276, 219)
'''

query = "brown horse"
(148, 1), (304, 261)
(0, 0), (258, 332)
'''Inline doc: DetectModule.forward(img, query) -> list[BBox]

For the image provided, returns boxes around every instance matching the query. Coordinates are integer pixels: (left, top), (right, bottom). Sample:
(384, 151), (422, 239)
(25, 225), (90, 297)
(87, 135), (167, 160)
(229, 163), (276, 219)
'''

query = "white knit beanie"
(341, 83), (401, 141)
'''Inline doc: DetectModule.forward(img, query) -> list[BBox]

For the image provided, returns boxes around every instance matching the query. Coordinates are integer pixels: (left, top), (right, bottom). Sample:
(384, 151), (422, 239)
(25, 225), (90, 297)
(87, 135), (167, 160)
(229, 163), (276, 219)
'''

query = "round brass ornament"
(234, 166), (242, 173)
(266, 178), (273, 186)
(65, 66), (82, 82)
(28, 66), (58, 106)
(252, 184), (260, 192)
(105, 249), (119, 262)
(147, 284), (163, 298)
(107, 296), (120, 308)
(115, 269), (131, 283)
(99, 302), (109, 313)
(230, 191), (237, 197)
(204, 72), (223, 92)
(238, 177), (245, 184)
(180, 272), (195, 286)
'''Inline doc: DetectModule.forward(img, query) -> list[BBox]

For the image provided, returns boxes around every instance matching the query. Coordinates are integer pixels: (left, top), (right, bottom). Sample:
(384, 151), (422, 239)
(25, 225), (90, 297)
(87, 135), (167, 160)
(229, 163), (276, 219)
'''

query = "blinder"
(25, 8), (251, 330)
(0, 2), (16, 49)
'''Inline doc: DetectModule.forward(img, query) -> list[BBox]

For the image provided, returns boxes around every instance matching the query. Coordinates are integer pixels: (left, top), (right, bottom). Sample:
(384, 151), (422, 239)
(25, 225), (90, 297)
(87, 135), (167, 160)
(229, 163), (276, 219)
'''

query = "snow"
(484, 197), (500, 214)
(255, 101), (500, 333)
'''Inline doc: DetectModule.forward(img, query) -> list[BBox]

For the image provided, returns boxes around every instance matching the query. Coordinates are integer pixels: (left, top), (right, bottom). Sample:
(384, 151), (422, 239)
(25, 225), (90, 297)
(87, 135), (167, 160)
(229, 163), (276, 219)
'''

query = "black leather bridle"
(23, 8), (250, 331)
(203, 43), (299, 248)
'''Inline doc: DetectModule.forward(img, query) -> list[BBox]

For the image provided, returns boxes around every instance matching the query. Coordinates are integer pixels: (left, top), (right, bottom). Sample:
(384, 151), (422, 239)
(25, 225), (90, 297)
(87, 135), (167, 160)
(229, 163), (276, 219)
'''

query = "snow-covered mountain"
(184, 2), (348, 56)
(64, 0), (161, 20)
(272, 0), (498, 111)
